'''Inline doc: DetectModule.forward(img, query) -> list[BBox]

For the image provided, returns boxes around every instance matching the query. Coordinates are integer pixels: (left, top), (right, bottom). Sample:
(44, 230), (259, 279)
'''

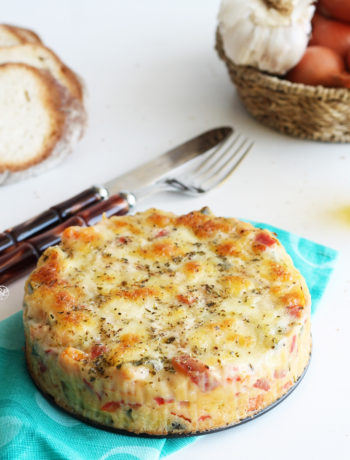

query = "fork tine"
(132, 129), (254, 200)
(192, 131), (241, 176)
(207, 137), (249, 181)
(150, 131), (253, 198)
(200, 139), (253, 191)
(194, 134), (247, 185)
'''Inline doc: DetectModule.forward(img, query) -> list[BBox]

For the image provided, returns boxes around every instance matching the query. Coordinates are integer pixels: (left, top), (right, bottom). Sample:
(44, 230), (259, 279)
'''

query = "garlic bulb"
(218, 0), (315, 75)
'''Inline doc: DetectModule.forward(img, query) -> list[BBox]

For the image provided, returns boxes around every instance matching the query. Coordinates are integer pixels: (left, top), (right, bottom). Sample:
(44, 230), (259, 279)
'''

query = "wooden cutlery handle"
(0, 194), (130, 285)
(0, 186), (105, 254)
(0, 216), (85, 285)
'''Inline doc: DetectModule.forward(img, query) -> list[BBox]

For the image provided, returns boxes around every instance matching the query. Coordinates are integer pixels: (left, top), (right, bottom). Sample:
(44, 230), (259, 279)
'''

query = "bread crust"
(31, 43), (83, 101)
(0, 25), (25, 46)
(0, 63), (85, 178)
(23, 209), (312, 436)
(5, 25), (42, 44)
(0, 43), (83, 101)
(0, 25), (85, 184)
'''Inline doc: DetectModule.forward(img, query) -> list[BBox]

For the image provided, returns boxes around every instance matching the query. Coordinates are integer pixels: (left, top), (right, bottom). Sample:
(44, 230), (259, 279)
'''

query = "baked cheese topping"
(24, 208), (311, 435)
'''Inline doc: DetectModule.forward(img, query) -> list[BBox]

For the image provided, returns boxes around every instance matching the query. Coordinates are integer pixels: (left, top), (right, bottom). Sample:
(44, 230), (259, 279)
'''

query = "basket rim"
(216, 27), (350, 101)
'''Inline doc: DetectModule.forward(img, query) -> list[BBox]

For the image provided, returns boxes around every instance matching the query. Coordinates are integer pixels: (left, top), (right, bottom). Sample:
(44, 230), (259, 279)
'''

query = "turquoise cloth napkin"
(0, 222), (338, 460)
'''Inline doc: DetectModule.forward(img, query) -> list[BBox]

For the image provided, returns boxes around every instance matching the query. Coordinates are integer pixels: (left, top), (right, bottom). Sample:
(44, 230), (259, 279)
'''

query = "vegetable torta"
(23, 208), (311, 435)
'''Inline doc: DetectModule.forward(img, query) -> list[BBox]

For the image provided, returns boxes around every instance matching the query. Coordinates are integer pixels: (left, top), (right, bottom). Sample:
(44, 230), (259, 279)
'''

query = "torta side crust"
(23, 208), (312, 435)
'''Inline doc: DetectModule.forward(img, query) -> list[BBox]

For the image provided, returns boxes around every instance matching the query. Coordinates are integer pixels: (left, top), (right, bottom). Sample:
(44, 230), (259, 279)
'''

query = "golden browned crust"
(0, 63), (65, 173)
(24, 209), (312, 435)
(0, 26), (85, 183)
(0, 24), (26, 44)
(32, 43), (83, 101)
(4, 24), (42, 44)
(0, 25), (82, 100)
(0, 63), (85, 173)
(12, 26), (41, 44)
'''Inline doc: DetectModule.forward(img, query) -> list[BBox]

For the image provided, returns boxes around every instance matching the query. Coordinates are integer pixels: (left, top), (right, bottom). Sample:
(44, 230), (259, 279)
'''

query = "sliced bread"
(0, 25), (25, 46)
(6, 25), (42, 44)
(0, 43), (83, 101)
(0, 63), (85, 185)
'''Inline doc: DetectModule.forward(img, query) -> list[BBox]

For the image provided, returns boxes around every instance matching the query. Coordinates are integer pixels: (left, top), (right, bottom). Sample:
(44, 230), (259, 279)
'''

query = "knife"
(0, 127), (232, 256)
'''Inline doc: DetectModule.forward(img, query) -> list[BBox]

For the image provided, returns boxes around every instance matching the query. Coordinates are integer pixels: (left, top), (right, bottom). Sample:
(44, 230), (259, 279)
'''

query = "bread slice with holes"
(0, 43), (83, 100)
(0, 63), (85, 185)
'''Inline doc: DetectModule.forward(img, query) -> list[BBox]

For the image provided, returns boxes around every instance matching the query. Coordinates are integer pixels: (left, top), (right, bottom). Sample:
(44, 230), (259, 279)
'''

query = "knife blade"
(0, 126), (232, 254)
(104, 127), (232, 195)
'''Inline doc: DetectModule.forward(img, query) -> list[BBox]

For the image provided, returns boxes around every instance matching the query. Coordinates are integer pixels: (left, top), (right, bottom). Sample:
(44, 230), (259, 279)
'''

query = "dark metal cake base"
(29, 355), (310, 439)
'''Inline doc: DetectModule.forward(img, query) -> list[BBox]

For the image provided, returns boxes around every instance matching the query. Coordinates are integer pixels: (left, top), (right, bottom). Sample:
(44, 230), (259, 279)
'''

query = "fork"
(0, 132), (252, 285)
(132, 131), (253, 201)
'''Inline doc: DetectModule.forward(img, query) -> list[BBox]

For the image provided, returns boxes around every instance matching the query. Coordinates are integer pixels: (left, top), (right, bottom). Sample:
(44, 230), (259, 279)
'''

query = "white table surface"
(1, 1), (349, 459)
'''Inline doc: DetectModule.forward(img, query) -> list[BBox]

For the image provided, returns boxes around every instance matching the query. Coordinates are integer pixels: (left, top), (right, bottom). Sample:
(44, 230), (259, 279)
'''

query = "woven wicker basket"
(216, 29), (350, 143)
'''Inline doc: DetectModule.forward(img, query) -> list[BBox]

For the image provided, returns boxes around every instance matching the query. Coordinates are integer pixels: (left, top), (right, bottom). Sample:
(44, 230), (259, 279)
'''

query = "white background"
(0, 1), (349, 459)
